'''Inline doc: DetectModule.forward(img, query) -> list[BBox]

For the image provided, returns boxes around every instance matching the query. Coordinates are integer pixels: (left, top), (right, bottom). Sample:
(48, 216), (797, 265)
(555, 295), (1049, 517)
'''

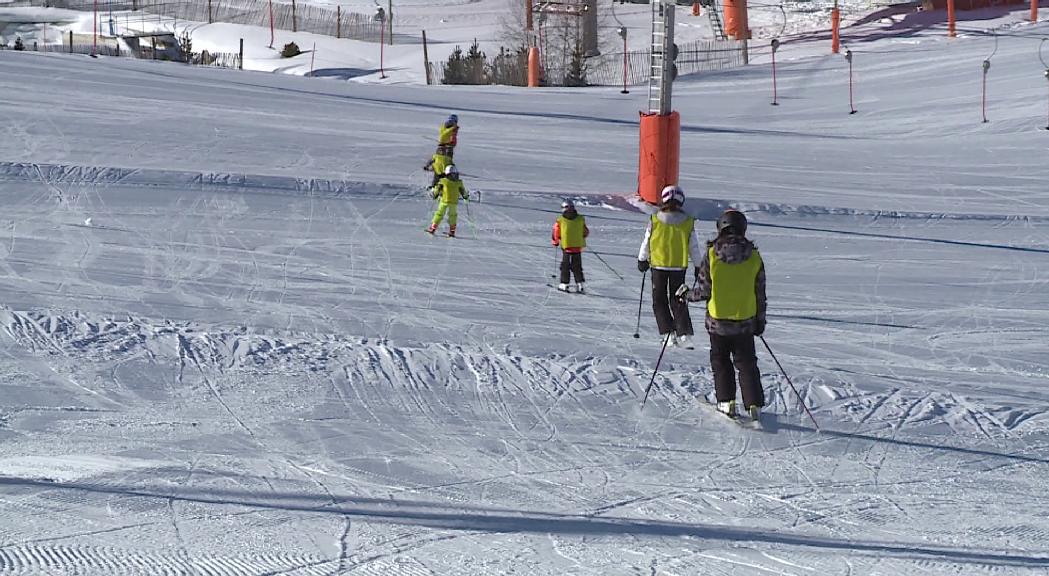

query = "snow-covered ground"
(2, 4), (1049, 574)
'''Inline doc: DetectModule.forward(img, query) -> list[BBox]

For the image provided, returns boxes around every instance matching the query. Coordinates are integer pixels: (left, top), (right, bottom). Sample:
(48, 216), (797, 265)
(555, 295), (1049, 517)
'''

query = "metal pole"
(93, 0), (98, 56)
(771, 38), (779, 105)
(422, 30), (431, 85)
(641, 332), (673, 409)
(846, 49), (856, 114)
(388, 0), (393, 45)
(380, 16), (387, 78)
(620, 26), (629, 94)
(982, 59), (990, 123)
(268, 0), (274, 49)
(760, 336), (820, 430)
(633, 271), (646, 338)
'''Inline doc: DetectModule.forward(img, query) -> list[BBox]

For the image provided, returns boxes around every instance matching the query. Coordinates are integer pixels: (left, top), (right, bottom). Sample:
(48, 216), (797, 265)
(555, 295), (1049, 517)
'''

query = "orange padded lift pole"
(948, 0), (956, 37)
(637, 112), (681, 205)
(723, 0), (750, 39)
(692, 2), (701, 16)
(1032, 0), (1038, 22)
(528, 46), (540, 87)
(831, 6), (840, 53)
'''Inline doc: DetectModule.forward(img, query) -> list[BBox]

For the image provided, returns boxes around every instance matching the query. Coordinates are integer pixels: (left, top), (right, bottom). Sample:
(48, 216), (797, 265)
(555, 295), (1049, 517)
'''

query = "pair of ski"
(705, 402), (764, 430)
(546, 283), (585, 294)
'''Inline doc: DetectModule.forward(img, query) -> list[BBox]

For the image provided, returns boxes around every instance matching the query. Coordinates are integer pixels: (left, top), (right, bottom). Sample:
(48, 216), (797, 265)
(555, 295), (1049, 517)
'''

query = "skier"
(551, 199), (589, 293)
(423, 147), (453, 191)
(688, 209), (767, 420)
(637, 185), (702, 349)
(427, 164), (469, 237)
(437, 114), (459, 157)
(13, 37), (25, 51)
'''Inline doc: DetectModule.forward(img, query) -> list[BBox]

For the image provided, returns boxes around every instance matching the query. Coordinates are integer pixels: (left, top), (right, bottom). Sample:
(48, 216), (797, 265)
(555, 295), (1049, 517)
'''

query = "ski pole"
(633, 271), (646, 338)
(590, 250), (624, 281)
(551, 246), (559, 279)
(759, 336), (820, 431)
(641, 331), (673, 409)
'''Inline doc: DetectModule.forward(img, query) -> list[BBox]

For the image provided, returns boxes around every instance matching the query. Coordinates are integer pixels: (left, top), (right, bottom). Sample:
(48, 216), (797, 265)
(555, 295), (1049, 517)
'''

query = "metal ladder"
(646, 0), (675, 115)
(703, 0), (727, 40)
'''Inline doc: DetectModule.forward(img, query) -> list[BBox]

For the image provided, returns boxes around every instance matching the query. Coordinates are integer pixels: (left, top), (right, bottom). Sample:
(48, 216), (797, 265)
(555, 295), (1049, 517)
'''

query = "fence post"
(69, 30), (73, 53)
(239, 37), (243, 69)
(336, 5), (341, 38)
(207, 0), (212, 23)
(742, 38), (749, 65)
(292, 0), (297, 32)
(422, 29), (431, 85)
(151, 36), (156, 59)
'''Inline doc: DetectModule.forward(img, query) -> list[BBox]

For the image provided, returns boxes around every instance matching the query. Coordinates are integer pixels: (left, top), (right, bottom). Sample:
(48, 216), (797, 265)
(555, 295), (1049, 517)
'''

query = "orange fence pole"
(1032, 0), (1038, 22)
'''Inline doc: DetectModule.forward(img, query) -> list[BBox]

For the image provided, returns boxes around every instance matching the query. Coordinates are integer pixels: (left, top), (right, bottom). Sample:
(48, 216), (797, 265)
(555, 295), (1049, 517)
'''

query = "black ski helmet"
(716, 209), (747, 236)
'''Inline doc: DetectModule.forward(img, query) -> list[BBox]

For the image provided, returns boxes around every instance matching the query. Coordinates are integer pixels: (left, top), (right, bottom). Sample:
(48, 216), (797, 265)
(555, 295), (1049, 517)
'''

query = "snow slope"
(1, 16), (1049, 575)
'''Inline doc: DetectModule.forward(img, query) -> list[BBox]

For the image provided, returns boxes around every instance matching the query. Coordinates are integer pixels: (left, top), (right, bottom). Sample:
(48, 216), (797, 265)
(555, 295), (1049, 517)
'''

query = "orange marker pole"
(527, 46), (540, 87)
(1032, 0), (1038, 22)
(831, 6), (840, 54)
(948, 0), (956, 37)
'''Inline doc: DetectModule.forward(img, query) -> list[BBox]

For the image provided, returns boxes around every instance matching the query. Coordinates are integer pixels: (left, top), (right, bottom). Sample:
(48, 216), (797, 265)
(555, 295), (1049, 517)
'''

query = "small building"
(120, 31), (182, 61)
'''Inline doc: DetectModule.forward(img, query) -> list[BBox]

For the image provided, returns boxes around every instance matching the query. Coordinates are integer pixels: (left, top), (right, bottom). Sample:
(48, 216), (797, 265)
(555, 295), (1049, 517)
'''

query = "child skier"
(689, 209), (767, 421)
(427, 165), (469, 237)
(551, 199), (589, 293)
(437, 114), (459, 156)
(423, 148), (453, 191)
(637, 185), (702, 350)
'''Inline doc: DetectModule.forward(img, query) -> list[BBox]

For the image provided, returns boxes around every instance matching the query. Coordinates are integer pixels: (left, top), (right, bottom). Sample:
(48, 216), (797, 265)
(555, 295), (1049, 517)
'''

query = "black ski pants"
(650, 268), (693, 336)
(560, 251), (585, 284)
(710, 332), (764, 408)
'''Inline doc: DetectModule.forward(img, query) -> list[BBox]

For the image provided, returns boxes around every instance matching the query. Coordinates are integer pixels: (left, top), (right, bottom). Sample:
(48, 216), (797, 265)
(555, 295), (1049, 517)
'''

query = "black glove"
(637, 260), (650, 273)
(753, 318), (766, 337)
(694, 267), (702, 282)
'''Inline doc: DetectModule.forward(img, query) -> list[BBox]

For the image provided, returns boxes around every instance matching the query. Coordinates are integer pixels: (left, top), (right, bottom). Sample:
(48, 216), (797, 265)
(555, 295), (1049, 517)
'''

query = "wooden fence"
(4, 37), (242, 69)
(428, 39), (747, 87)
(23, 0), (381, 42)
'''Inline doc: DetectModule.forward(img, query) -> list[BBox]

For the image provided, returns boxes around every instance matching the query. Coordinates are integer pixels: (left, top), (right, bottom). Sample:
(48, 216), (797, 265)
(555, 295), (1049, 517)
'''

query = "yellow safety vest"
(558, 215), (586, 250)
(436, 178), (467, 204)
(439, 124), (458, 146)
(707, 246), (762, 320)
(649, 214), (694, 268)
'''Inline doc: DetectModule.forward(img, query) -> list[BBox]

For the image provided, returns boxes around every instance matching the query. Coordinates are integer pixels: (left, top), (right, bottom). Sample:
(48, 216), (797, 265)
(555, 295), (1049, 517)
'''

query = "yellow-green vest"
(707, 246), (762, 320)
(431, 153), (452, 176)
(558, 215), (586, 250)
(439, 124), (458, 146)
(649, 214), (694, 268)
(436, 178), (466, 204)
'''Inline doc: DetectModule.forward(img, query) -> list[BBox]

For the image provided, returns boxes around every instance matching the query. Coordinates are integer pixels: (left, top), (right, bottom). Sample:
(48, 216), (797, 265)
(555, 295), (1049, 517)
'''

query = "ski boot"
(576, 282), (586, 294)
(716, 400), (737, 419)
(426, 223), (437, 235)
(447, 225), (456, 238)
(557, 283), (570, 292)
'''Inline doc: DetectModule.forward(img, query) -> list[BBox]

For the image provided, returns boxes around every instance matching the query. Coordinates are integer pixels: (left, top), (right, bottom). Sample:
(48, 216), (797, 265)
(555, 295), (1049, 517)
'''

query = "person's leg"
(650, 269), (674, 335)
(447, 204), (459, 235)
(429, 203), (448, 232)
(733, 335), (765, 408)
(710, 333), (737, 403)
(560, 251), (571, 285)
(667, 270), (694, 336)
(571, 253), (584, 284)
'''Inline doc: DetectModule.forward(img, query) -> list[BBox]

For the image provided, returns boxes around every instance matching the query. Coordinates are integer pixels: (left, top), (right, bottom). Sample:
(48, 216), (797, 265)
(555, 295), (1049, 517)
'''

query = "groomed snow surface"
(2, 11), (1049, 575)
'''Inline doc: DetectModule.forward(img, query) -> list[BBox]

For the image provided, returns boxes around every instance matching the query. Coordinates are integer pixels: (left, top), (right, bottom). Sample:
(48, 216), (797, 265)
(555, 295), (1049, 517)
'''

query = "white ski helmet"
(660, 185), (684, 206)
(561, 199), (575, 211)
(444, 164), (458, 176)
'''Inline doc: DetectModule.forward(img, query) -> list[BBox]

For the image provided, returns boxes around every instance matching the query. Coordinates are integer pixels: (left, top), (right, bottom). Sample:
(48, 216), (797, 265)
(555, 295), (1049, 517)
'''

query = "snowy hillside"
(2, 11), (1049, 576)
